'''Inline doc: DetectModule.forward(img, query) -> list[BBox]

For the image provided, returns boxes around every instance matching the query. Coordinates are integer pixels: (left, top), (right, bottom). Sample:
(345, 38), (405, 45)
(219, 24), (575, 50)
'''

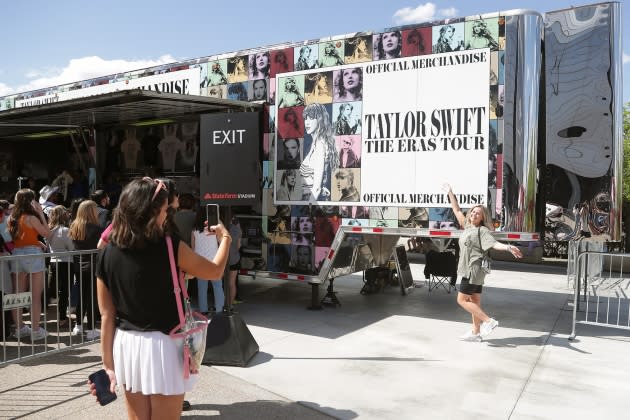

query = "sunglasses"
(143, 177), (168, 201)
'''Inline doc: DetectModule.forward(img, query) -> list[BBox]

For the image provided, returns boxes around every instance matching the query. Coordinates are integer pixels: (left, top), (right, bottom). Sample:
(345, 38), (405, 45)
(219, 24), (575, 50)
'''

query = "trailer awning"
(0, 89), (261, 139)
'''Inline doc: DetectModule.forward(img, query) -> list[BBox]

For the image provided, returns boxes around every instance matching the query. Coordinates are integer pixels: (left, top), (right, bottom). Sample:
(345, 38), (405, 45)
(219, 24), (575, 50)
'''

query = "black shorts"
(459, 277), (483, 295)
(229, 260), (241, 271)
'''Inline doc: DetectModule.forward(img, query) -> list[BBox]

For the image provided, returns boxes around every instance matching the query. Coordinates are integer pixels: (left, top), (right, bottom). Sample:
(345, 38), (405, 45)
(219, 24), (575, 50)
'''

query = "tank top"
(13, 215), (40, 248)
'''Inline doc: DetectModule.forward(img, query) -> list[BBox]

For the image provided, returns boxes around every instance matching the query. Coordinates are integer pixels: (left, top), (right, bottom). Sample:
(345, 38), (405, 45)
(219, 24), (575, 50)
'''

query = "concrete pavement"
(1, 256), (628, 419)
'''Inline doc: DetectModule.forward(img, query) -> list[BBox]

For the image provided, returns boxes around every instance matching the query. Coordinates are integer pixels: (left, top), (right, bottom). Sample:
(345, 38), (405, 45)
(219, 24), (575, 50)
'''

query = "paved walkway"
(1, 258), (628, 419)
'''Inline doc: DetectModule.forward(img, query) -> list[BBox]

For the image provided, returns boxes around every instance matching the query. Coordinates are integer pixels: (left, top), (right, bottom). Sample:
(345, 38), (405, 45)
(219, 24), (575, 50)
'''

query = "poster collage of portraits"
(254, 16), (506, 274)
(0, 13), (507, 276)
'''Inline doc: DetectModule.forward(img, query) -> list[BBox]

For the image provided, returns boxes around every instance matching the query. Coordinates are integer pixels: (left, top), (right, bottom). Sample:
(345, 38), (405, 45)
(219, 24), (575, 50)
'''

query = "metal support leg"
(307, 282), (322, 310)
(321, 278), (341, 307)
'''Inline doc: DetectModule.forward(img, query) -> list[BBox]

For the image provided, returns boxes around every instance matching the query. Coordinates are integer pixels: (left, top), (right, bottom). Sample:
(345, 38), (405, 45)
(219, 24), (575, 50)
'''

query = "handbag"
(166, 236), (209, 379)
(478, 228), (492, 274)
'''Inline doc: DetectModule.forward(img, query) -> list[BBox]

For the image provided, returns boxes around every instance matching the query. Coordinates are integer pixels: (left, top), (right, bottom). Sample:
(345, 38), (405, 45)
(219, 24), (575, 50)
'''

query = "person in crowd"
(9, 188), (51, 340)
(69, 198), (85, 222)
(249, 51), (270, 79)
(276, 169), (301, 201)
(39, 185), (60, 218)
(300, 103), (339, 201)
(173, 193), (196, 248)
(318, 42), (344, 67)
(278, 76), (305, 108)
(92, 178), (231, 418)
(277, 138), (301, 169)
(335, 103), (361, 135)
(334, 68), (363, 102)
(374, 31), (402, 60)
(227, 216), (242, 304)
(47, 205), (75, 328)
(0, 201), (12, 335)
(335, 169), (360, 202)
(69, 200), (103, 340)
(305, 73), (333, 104)
(444, 183), (523, 342)
(90, 189), (111, 228)
(191, 206), (222, 315)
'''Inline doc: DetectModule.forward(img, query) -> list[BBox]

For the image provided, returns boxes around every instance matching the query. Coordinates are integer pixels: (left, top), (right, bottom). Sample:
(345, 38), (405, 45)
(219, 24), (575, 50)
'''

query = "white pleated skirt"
(113, 329), (198, 395)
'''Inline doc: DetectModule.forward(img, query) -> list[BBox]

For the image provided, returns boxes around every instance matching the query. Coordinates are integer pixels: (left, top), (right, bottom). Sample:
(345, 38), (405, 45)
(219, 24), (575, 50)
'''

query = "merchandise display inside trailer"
(0, 2), (622, 285)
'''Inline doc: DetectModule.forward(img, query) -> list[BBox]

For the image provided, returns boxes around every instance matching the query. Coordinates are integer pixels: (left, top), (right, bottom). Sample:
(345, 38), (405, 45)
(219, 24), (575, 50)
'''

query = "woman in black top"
(69, 200), (103, 339)
(94, 178), (231, 419)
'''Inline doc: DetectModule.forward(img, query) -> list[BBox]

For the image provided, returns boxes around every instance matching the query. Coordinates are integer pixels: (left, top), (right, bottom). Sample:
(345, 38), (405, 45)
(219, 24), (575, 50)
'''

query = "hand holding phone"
(88, 369), (117, 406)
(206, 204), (220, 229)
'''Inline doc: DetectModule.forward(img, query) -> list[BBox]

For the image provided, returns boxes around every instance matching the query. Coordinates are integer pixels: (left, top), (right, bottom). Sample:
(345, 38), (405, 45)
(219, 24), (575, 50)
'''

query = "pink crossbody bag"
(166, 236), (209, 378)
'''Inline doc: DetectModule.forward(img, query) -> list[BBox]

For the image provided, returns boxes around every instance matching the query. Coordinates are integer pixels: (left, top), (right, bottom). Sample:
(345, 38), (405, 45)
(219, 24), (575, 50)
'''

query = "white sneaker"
(31, 327), (48, 341)
(480, 318), (499, 338)
(13, 325), (31, 339)
(459, 330), (482, 342)
(72, 324), (83, 336)
(86, 329), (101, 340)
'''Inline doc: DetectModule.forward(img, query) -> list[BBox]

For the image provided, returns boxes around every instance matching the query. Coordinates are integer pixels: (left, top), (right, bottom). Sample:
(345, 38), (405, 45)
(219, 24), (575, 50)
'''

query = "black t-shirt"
(96, 234), (182, 334)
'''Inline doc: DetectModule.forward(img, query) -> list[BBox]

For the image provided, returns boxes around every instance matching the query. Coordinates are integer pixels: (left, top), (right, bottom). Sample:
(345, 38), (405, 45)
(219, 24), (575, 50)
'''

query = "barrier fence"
(1, 249), (100, 366)
(569, 248), (630, 339)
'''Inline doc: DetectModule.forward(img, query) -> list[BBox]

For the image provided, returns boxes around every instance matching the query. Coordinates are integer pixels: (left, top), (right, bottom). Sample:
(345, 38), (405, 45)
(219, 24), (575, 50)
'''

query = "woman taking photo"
(300, 103), (339, 202)
(94, 178), (231, 418)
(445, 183), (523, 342)
(9, 188), (51, 340)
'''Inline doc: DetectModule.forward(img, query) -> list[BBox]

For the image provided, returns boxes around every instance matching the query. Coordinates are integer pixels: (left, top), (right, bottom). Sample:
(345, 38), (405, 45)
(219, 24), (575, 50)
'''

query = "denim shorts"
(10, 246), (46, 274)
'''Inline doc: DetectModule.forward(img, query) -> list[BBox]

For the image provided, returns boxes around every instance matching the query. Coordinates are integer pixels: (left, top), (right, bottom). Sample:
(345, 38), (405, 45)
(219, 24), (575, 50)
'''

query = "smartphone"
(88, 369), (117, 406)
(206, 203), (220, 227)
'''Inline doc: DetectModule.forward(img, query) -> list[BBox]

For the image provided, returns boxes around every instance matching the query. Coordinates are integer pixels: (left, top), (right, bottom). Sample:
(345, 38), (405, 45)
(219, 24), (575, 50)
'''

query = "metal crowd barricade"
(1, 248), (100, 366)
(569, 249), (630, 340)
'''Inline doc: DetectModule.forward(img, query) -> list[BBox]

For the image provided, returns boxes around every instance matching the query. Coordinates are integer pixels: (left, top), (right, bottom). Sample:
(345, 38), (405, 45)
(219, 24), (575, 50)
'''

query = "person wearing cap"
(39, 185), (61, 218)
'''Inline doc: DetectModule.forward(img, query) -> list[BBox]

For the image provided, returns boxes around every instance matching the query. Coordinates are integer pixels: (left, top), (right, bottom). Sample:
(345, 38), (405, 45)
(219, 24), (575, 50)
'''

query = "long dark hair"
(8, 188), (37, 239)
(110, 178), (170, 249)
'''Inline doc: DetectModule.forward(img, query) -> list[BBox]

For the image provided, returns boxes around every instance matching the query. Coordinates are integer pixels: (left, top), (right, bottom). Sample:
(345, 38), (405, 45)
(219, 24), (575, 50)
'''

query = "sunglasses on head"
(143, 177), (168, 201)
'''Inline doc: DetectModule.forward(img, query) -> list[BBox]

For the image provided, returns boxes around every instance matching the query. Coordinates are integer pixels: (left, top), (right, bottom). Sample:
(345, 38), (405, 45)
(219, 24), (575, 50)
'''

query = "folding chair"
(424, 250), (458, 293)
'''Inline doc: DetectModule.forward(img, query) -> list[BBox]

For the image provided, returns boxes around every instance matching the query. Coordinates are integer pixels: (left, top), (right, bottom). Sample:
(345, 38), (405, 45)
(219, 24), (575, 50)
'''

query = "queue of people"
(0, 175), (243, 346)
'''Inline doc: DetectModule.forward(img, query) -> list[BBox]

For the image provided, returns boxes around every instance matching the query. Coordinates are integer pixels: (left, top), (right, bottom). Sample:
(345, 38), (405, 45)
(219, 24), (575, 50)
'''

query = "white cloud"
(1, 55), (177, 96)
(623, 52), (630, 64)
(392, 2), (458, 25)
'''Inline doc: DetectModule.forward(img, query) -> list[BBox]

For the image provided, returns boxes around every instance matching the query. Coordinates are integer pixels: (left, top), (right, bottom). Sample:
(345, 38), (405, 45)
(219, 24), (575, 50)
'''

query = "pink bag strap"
(166, 236), (186, 326)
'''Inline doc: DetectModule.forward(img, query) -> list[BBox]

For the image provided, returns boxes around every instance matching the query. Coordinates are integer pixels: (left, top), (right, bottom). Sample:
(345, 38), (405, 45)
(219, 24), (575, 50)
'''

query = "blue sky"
(0, 0), (627, 101)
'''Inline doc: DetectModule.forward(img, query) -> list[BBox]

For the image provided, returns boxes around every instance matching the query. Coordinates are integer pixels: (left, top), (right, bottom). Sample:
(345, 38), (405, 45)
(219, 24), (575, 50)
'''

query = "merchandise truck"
(0, 2), (622, 303)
